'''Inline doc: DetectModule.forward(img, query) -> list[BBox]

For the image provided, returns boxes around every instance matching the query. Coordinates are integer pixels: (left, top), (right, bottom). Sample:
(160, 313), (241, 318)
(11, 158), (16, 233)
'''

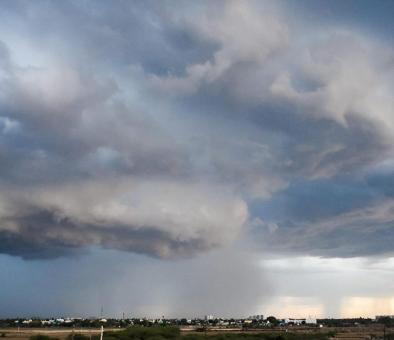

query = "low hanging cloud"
(0, 179), (247, 259)
(1, 0), (394, 260)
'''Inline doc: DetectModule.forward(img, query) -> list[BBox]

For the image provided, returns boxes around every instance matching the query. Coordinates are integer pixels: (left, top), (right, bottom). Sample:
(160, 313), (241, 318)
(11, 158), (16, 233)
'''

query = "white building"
(306, 316), (317, 324)
(284, 317), (317, 325)
(284, 318), (305, 325)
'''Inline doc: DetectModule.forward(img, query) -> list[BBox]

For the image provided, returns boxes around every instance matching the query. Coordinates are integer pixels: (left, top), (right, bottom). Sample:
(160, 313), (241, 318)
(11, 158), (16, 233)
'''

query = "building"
(249, 315), (264, 320)
(284, 317), (317, 325)
(306, 316), (317, 324)
(284, 318), (305, 325)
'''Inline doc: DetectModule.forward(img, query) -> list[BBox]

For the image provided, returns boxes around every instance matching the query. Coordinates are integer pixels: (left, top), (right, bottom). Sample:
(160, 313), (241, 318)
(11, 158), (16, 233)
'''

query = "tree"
(267, 316), (279, 326)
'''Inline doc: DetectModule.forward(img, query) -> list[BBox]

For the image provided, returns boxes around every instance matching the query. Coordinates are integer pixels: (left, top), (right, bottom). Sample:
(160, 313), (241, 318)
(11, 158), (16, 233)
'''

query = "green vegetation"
(184, 332), (334, 340)
(378, 316), (394, 327)
(317, 317), (373, 327)
(30, 335), (59, 340)
(266, 317), (279, 326)
(95, 326), (334, 340)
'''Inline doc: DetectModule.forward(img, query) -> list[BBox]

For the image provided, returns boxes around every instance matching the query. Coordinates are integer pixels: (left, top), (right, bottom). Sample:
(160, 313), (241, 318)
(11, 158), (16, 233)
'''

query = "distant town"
(2, 315), (394, 340)
(1, 314), (394, 329)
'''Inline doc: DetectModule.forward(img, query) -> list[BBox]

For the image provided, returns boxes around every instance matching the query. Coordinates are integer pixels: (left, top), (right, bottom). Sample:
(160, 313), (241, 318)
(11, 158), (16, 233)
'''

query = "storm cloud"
(1, 0), (394, 260)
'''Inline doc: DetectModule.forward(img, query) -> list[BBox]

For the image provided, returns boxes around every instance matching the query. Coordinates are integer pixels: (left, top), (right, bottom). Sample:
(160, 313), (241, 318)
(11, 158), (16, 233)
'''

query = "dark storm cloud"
(0, 26), (248, 259)
(0, 207), (222, 260)
(0, 0), (394, 260)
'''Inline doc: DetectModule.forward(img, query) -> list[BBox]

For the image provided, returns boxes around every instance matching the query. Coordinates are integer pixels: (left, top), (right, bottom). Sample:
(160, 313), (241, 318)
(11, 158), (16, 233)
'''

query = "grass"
(30, 336), (59, 340)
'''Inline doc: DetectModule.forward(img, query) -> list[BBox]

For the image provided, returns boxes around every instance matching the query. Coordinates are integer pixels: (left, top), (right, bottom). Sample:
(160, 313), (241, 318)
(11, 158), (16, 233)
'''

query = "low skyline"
(1, 0), (394, 318)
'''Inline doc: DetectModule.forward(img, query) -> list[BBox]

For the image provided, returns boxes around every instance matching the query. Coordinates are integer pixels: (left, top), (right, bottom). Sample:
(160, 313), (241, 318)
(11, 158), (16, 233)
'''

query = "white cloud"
(148, 1), (288, 95)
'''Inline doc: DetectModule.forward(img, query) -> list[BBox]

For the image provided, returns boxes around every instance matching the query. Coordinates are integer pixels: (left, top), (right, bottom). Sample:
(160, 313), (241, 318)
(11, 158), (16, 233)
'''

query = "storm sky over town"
(1, 0), (394, 318)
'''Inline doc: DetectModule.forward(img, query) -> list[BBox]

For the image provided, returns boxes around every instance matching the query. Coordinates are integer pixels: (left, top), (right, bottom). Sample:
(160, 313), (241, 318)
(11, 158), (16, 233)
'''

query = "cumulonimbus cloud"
(1, 0), (394, 260)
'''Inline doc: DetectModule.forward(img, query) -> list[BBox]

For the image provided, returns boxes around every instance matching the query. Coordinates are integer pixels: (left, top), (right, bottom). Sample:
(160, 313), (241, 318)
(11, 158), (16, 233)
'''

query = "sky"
(0, 0), (394, 319)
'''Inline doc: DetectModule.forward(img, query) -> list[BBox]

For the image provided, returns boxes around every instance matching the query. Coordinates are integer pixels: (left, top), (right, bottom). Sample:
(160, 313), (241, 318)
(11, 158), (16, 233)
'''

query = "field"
(1, 326), (393, 340)
(0, 328), (105, 340)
